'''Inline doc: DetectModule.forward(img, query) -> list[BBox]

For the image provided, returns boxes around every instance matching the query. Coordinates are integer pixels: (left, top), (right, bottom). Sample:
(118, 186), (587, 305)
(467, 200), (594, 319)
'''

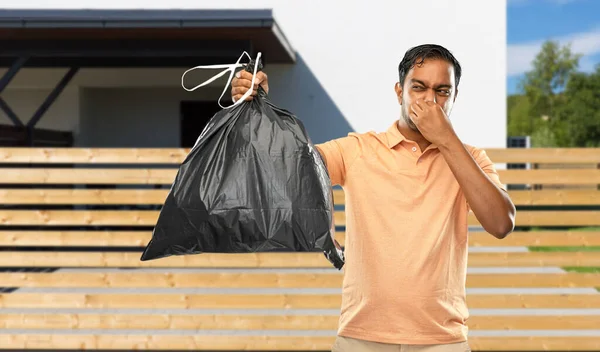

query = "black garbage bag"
(140, 54), (345, 269)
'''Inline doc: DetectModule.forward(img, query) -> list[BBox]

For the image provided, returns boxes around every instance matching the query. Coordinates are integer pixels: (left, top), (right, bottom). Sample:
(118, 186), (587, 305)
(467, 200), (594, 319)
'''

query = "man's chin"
(400, 114), (421, 133)
(407, 120), (420, 133)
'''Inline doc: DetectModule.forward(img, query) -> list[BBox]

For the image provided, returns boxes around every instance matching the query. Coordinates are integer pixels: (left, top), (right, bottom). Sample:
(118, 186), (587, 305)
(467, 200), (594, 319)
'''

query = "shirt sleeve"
(315, 134), (361, 187)
(472, 147), (507, 192)
(465, 146), (507, 213)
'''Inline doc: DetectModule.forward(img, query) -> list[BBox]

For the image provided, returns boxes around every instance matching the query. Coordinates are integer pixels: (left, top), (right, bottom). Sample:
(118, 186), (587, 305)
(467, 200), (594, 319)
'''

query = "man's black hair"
(398, 44), (462, 88)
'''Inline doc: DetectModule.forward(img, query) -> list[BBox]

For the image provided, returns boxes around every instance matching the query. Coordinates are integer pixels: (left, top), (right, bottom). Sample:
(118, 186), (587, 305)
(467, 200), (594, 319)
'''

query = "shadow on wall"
(265, 54), (354, 145)
(74, 53), (353, 148)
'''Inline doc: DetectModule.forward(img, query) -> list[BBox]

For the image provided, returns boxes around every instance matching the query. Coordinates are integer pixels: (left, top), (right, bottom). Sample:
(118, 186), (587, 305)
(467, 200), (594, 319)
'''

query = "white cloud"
(578, 55), (600, 72)
(507, 28), (600, 76)
(508, 0), (582, 6)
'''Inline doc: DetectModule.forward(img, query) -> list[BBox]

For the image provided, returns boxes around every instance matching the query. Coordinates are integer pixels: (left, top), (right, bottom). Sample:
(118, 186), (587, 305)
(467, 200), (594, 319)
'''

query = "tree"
(520, 40), (582, 117)
(507, 40), (583, 147)
(507, 94), (531, 136)
(555, 63), (600, 147)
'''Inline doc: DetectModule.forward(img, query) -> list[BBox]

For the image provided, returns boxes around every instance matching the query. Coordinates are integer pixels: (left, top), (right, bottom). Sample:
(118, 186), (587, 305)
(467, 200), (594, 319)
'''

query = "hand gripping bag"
(140, 52), (345, 269)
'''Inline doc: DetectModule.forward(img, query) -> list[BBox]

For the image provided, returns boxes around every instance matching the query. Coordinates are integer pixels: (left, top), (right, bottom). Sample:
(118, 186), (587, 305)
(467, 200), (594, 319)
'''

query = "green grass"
(528, 226), (600, 232)
(523, 227), (600, 290)
(568, 226), (600, 232)
(528, 246), (600, 252)
(562, 267), (600, 273)
(563, 267), (600, 292)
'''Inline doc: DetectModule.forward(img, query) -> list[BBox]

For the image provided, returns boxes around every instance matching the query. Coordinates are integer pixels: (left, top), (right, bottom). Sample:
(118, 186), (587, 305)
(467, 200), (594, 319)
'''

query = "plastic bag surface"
(140, 58), (345, 269)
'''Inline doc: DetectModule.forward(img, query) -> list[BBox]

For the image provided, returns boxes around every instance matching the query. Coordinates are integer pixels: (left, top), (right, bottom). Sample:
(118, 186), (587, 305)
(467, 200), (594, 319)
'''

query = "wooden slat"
(0, 231), (345, 247)
(1, 168), (599, 185)
(0, 272), (595, 289)
(0, 210), (346, 226)
(0, 148), (190, 164)
(484, 148), (600, 163)
(0, 334), (340, 350)
(465, 293), (600, 308)
(1, 209), (597, 226)
(470, 337), (600, 351)
(0, 231), (153, 246)
(468, 231), (600, 247)
(508, 190), (600, 205)
(0, 272), (598, 289)
(343, 231), (600, 247)
(0, 189), (169, 205)
(1, 313), (598, 330)
(2, 147), (599, 164)
(0, 251), (598, 268)
(467, 315), (600, 330)
(0, 335), (598, 351)
(0, 252), (334, 268)
(468, 210), (600, 227)
(0, 313), (338, 330)
(467, 251), (600, 267)
(499, 169), (600, 184)
(1, 230), (598, 247)
(332, 189), (344, 204)
(0, 293), (338, 309)
(0, 272), (344, 288)
(0, 293), (598, 309)
(465, 272), (600, 288)
(0, 210), (160, 226)
(0, 169), (176, 184)
(334, 189), (600, 206)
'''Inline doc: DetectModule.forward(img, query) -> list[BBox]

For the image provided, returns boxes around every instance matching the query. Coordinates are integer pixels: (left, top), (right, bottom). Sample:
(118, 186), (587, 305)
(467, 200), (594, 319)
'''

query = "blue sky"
(507, 0), (600, 95)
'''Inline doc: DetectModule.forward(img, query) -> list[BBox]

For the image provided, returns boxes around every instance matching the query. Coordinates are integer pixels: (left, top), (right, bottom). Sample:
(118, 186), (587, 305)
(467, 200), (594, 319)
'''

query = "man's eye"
(438, 90), (450, 95)
(413, 86), (424, 90)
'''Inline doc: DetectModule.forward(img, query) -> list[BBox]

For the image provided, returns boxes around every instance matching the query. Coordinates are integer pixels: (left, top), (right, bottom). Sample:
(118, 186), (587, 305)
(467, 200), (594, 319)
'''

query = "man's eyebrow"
(410, 79), (453, 89)
(410, 79), (427, 86)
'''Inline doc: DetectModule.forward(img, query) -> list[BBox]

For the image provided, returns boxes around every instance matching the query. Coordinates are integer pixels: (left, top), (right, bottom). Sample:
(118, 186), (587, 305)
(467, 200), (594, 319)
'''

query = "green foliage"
(507, 40), (599, 147)
(507, 95), (531, 136)
(529, 246), (600, 252)
(521, 41), (581, 115)
(555, 64), (600, 147)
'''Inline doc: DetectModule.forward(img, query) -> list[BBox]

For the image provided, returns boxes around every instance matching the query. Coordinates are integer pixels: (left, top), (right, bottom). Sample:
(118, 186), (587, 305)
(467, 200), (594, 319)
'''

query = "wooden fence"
(0, 147), (599, 351)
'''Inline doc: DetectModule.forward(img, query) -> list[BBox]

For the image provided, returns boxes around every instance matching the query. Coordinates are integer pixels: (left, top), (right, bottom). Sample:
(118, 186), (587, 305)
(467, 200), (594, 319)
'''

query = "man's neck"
(396, 119), (431, 151)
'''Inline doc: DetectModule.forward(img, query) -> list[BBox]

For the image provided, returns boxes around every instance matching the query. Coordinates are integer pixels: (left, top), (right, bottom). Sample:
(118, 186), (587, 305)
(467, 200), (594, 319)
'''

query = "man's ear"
(453, 88), (459, 102)
(394, 82), (403, 105)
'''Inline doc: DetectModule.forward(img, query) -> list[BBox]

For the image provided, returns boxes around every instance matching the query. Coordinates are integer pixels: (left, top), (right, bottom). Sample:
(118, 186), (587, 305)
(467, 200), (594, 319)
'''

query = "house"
(0, 0), (507, 149)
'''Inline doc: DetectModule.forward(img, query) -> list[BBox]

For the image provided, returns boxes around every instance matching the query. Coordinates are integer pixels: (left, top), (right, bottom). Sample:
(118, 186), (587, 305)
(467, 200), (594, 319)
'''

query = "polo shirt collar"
(385, 120), (439, 151)
(386, 120), (406, 149)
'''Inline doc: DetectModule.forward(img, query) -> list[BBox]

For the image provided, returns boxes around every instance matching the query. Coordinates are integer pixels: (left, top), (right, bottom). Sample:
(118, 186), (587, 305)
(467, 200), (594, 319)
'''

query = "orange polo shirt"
(315, 120), (506, 345)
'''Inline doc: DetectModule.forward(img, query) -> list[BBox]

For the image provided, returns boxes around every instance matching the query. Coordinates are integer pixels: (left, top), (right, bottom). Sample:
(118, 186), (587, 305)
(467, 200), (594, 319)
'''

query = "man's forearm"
(315, 146), (327, 168)
(438, 135), (516, 239)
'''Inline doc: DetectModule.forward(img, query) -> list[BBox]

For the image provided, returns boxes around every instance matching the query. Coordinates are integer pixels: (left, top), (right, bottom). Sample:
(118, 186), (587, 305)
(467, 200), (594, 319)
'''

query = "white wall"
(1, 0), (507, 148)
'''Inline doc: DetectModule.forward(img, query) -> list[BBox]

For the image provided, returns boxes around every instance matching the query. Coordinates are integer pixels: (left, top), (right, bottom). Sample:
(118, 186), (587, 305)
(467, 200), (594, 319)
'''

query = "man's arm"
(408, 99), (515, 239)
(439, 137), (516, 239)
(315, 137), (360, 187)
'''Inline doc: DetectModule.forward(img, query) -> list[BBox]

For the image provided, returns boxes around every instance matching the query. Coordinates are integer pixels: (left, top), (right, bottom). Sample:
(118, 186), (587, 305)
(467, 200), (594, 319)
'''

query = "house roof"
(0, 9), (295, 67)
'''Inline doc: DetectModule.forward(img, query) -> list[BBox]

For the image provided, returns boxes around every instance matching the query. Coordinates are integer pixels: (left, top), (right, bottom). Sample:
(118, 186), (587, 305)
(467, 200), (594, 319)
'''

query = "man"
(231, 44), (516, 352)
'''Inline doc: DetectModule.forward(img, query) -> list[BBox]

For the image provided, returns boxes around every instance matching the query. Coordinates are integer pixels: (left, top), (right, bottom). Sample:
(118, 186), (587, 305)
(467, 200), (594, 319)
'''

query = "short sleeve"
(465, 146), (507, 212)
(471, 146), (507, 192)
(315, 134), (361, 186)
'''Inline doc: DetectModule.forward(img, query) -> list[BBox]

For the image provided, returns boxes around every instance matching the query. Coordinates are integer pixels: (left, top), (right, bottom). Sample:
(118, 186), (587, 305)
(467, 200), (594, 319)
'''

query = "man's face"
(395, 58), (458, 132)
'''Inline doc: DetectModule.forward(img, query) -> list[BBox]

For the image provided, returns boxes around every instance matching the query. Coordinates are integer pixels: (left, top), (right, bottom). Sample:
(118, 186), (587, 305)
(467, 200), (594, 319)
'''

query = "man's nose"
(424, 89), (436, 104)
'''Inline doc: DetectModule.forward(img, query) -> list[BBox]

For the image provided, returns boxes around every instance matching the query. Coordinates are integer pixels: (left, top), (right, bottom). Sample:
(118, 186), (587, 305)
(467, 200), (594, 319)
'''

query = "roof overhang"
(0, 9), (296, 67)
